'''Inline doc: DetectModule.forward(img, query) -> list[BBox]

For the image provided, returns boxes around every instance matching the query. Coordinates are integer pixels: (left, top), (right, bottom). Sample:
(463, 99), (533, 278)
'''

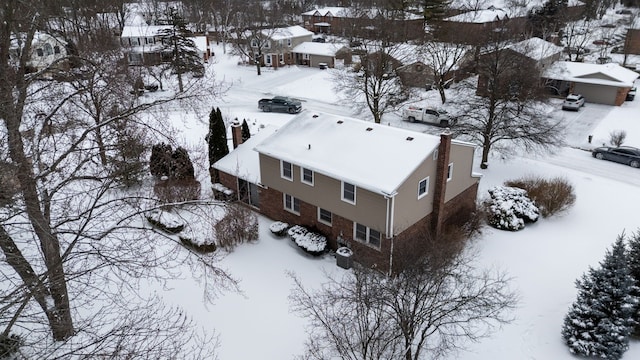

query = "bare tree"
(0, 1), (233, 357)
(289, 240), (517, 360)
(562, 19), (596, 62)
(451, 37), (565, 168)
(333, 42), (409, 123)
(419, 41), (471, 104)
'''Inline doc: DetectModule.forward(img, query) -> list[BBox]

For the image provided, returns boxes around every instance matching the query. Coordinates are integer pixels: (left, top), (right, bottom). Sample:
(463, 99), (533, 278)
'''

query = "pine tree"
(562, 235), (638, 359)
(170, 147), (195, 180)
(241, 119), (251, 142)
(157, 7), (204, 92)
(628, 230), (640, 335)
(149, 143), (173, 179)
(207, 107), (229, 183)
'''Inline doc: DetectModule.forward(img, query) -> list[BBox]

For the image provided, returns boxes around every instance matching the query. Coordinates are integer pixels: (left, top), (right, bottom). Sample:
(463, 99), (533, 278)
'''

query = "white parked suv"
(562, 94), (585, 111)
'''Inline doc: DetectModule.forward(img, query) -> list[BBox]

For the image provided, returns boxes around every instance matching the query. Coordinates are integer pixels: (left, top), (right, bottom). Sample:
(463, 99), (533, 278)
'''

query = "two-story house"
(249, 25), (314, 68)
(120, 24), (210, 66)
(214, 112), (480, 272)
(19, 32), (69, 73)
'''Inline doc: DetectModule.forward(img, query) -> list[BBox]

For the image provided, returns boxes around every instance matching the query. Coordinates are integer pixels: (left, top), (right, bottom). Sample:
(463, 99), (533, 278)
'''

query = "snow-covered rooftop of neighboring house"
(254, 112), (449, 196)
(121, 24), (173, 38)
(544, 61), (639, 87)
(266, 25), (314, 41)
(213, 124), (279, 185)
(448, 0), (584, 12)
(193, 36), (207, 53)
(444, 8), (508, 23)
(291, 42), (346, 57)
(507, 37), (564, 61)
(302, 6), (423, 20)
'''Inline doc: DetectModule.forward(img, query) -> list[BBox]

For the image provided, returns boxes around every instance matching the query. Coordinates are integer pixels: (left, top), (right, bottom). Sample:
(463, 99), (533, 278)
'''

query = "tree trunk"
(438, 82), (447, 104)
(481, 137), (490, 169)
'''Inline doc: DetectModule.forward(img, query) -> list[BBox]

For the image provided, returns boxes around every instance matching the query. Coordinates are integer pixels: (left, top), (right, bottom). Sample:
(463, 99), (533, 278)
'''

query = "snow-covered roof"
(544, 61), (639, 87)
(121, 25), (172, 38)
(507, 37), (564, 61)
(444, 9), (508, 23)
(291, 42), (347, 57)
(266, 25), (313, 41)
(193, 36), (207, 53)
(213, 125), (279, 185)
(302, 6), (422, 20)
(448, 0), (585, 12)
(253, 112), (444, 196)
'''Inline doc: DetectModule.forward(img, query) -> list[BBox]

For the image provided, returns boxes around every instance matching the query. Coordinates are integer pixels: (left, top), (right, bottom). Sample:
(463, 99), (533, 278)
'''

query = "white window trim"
(283, 193), (300, 215)
(341, 181), (356, 205)
(353, 223), (381, 249)
(301, 168), (314, 186)
(281, 160), (293, 181)
(287, 38), (292, 47)
(418, 176), (429, 199)
(447, 163), (453, 182)
(317, 208), (332, 226)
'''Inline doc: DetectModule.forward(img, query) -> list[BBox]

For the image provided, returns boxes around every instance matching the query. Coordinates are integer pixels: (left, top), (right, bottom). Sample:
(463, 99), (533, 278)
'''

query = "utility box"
(336, 247), (353, 269)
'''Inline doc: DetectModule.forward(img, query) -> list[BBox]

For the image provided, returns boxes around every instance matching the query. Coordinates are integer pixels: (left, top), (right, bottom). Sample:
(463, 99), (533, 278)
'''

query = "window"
(281, 160), (293, 180)
(43, 43), (53, 56)
(279, 53), (284, 63)
(303, 53), (309, 60)
(264, 41), (271, 49)
(53, 46), (60, 54)
(251, 39), (258, 48)
(318, 208), (332, 225)
(418, 177), (429, 199)
(36, 48), (44, 57)
(447, 163), (453, 181)
(266, 54), (272, 65)
(287, 38), (292, 47)
(301, 168), (313, 185)
(354, 223), (381, 248)
(342, 182), (355, 204)
(284, 194), (300, 214)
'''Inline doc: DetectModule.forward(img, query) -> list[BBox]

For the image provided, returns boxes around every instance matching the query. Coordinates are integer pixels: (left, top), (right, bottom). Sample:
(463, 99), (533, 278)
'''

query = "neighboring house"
(120, 24), (210, 65)
(250, 25), (314, 68)
(393, 43), (474, 88)
(120, 24), (173, 65)
(24, 32), (69, 73)
(436, 7), (525, 44)
(214, 112), (481, 272)
(291, 42), (352, 68)
(477, 37), (564, 95)
(301, 7), (424, 41)
(543, 61), (639, 105)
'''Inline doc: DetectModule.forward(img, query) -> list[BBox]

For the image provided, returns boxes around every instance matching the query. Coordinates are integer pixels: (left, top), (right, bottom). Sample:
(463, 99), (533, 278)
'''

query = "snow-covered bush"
(179, 222), (217, 253)
(269, 221), (290, 237)
(287, 225), (327, 256)
(146, 209), (186, 234)
(485, 186), (539, 231)
(505, 176), (575, 218)
(214, 203), (258, 251)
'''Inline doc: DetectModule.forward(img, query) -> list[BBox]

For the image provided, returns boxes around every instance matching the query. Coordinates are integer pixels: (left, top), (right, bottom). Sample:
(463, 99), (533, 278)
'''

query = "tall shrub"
(241, 119), (251, 142)
(207, 107), (229, 183)
(149, 143), (173, 179)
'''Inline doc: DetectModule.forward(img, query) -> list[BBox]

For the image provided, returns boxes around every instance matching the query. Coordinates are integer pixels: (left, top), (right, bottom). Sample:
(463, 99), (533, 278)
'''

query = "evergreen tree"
(170, 147), (195, 180)
(527, 0), (569, 38)
(241, 119), (251, 142)
(207, 107), (229, 183)
(157, 7), (204, 92)
(562, 236), (638, 359)
(149, 143), (173, 179)
(628, 230), (640, 335)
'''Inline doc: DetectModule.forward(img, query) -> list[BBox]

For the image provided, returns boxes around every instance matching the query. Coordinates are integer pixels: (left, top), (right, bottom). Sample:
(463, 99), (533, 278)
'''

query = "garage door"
(573, 83), (617, 105)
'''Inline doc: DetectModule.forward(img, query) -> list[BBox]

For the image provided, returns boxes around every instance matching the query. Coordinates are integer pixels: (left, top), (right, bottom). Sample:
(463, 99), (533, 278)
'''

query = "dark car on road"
(592, 146), (640, 168)
(258, 96), (302, 114)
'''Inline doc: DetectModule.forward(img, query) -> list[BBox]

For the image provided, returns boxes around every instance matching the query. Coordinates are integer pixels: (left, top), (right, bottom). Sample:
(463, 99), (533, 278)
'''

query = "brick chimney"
(231, 119), (242, 149)
(431, 129), (452, 239)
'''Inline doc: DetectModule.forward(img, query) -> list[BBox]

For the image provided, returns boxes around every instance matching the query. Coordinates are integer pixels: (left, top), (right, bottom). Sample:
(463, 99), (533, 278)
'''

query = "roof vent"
(337, 120), (344, 124)
(366, 127), (373, 131)
(406, 136), (414, 141)
(312, 114), (319, 118)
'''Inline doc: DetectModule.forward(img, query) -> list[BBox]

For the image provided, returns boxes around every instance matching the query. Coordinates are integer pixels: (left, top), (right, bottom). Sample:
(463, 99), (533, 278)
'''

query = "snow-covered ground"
(153, 43), (640, 359)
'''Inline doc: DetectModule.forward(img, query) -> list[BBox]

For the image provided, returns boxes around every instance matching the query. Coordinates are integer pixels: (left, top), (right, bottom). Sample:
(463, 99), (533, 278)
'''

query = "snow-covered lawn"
(152, 43), (640, 359)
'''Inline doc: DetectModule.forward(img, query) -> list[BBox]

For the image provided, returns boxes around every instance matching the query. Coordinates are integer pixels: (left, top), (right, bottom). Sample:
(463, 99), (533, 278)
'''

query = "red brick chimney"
(431, 129), (452, 239)
(231, 119), (242, 149)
